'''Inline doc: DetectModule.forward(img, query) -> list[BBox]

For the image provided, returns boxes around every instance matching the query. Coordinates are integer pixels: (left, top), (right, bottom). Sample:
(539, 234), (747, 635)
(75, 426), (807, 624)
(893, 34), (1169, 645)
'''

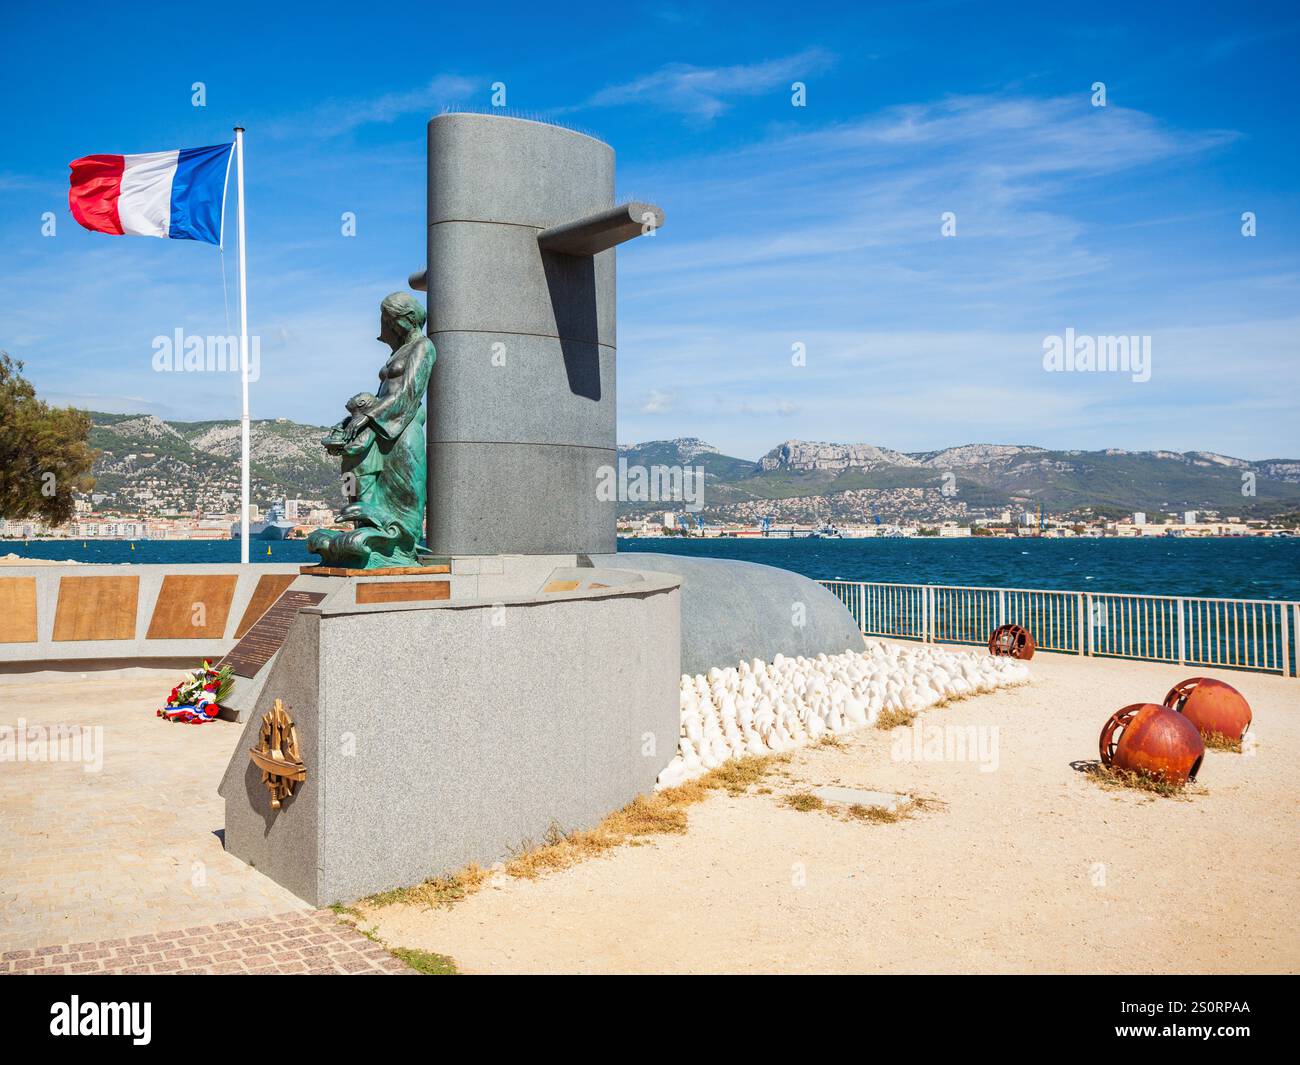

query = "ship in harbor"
(231, 501), (296, 541)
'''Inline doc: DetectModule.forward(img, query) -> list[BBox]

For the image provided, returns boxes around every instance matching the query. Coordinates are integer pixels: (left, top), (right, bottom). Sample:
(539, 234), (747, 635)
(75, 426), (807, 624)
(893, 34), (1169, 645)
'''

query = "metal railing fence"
(819, 580), (1297, 676)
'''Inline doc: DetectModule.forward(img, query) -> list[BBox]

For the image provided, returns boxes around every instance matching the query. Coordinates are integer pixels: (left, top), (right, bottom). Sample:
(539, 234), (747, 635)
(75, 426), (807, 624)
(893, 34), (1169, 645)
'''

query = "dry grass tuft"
(875, 706), (917, 730)
(873, 687), (1007, 732)
(781, 790), (825, 812)
(1202, 731), (1243, 753)
(389, 947), (459, 975)
(506, 790), (701, 880)
(696, 753), (791, 796)
(609, 792), (695, 834)
(505, 824), (618, 880)
(846, 802), (906, 823)
(1085, 763), (1197, 799)
(366, 752), (790, 909)
(366, 864), (490, 909)
(841, 792), (946, 824)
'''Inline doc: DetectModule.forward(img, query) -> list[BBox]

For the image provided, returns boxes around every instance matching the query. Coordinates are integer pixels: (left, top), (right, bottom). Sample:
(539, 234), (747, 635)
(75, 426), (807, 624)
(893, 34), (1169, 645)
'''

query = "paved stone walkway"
(1, 909), (411, 975)
(1, 668), (410, 973)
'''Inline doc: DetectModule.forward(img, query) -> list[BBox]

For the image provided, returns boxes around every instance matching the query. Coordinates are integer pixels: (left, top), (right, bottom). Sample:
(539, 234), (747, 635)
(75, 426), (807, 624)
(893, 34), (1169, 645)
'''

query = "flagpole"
(234, 126), (250, 565)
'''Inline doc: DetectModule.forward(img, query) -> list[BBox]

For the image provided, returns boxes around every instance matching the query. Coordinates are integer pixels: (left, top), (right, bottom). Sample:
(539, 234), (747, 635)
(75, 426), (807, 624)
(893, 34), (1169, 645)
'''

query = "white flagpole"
(234, 126), (250, 564)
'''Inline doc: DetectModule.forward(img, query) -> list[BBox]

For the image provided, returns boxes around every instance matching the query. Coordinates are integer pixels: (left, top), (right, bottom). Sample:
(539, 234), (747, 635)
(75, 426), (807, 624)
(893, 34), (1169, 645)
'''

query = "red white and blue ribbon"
(158, 697), (221, 724)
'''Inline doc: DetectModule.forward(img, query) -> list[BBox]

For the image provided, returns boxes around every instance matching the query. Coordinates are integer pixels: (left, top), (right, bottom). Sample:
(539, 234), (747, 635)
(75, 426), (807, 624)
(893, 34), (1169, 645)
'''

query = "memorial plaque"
(218, 590), (326, 679)
(355, 580), (449, 604)
(235, 573), (298, 637)
(53, 575), (139, 642)
(146, 574), (238, 639)
(301, 563), (450, 576)
(0, 577), (38, 643)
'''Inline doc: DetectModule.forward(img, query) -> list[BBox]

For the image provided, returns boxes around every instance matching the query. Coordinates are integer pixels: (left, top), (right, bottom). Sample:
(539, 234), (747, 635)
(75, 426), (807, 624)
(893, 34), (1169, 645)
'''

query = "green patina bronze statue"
(308, 292), (434, 569)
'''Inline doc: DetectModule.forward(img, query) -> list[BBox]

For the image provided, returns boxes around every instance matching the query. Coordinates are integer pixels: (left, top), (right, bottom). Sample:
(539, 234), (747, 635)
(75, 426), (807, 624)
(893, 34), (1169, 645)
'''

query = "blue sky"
(1, 0), (1296, 460)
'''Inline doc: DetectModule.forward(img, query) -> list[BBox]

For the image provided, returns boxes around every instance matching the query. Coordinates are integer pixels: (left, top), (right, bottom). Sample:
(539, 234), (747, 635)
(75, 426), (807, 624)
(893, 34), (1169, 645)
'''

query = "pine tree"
(0, 352), (97, 526)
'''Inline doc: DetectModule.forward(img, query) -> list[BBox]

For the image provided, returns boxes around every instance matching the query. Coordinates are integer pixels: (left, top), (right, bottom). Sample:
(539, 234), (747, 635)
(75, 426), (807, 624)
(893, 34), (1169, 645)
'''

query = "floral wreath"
(158, 660), (234, 724)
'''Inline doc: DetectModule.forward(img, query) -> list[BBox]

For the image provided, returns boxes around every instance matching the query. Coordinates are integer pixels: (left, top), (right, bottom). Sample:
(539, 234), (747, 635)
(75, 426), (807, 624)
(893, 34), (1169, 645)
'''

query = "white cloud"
(267, 74), (479, 138)
(617, 316), (1300, 462)
(581, 48), (835, 120)
(640, 388), (676, 413)
(0, 171), (51, 193)
(42, 392), (174, 417)
(612, 92), (1255, 398)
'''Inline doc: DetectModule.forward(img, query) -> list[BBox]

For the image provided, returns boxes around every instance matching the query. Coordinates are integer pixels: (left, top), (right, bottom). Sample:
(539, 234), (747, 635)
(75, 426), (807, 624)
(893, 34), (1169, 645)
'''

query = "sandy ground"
(360, 647), (1300, 974)
(0, 667), (308, 951)
(2, 649), (1296, 972)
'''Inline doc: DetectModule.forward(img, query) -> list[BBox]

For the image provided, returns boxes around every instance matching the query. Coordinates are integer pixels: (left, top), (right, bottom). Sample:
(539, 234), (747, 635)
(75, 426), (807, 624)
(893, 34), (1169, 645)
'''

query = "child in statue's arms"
(321, 391), (377, 456)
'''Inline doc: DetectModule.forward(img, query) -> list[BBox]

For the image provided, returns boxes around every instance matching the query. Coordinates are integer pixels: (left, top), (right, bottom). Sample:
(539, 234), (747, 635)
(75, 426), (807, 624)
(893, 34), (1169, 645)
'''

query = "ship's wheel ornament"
(249, 699), (307, 809)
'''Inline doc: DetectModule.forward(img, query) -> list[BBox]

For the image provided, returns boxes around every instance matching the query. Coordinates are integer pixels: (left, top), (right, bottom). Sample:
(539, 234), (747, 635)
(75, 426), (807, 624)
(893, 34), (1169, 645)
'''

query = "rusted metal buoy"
(1163, 677), (1252, 742)
(988, 623), (1035, 660)
(1099, 702), (1205, 784)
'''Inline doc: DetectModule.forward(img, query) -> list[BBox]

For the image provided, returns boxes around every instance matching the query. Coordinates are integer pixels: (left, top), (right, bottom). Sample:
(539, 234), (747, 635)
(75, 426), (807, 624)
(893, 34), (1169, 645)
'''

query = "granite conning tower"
(217, 114), (861, 906)
(411, 112), (662, 556)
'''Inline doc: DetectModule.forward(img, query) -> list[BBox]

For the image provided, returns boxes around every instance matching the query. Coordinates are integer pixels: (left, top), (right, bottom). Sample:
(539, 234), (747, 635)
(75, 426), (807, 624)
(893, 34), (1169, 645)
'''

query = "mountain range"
(621, 438), (1300, 522)
(86, 413), (338, 517)
(82, 414), (1300, 523)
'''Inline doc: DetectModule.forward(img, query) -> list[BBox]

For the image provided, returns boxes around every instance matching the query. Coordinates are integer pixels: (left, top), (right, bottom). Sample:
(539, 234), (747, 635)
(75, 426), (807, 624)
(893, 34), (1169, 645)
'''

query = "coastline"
(5, 537), (1299, 601)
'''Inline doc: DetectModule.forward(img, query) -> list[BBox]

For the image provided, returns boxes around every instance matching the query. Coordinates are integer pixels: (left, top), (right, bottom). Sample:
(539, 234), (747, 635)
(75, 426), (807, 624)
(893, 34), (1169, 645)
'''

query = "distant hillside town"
(612, 437), (1299, 538)
(1, 416), (1297, 541)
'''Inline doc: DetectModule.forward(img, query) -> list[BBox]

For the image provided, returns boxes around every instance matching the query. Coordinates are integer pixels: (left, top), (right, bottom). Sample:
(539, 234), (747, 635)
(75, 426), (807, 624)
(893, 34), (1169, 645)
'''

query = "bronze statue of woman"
(308, 292), (434, 569)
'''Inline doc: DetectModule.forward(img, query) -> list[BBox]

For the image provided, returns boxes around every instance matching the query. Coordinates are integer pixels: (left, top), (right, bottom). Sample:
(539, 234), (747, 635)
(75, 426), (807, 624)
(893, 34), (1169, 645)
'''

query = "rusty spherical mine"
(1164, 677), (1252, 742)
(988, 623), (1035, 660)
(1099, 702), (1205, 784)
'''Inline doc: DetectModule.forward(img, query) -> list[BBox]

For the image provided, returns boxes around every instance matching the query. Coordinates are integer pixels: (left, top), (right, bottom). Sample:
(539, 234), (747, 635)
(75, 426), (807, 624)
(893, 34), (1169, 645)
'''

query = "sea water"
(5, 536), (1298, 600)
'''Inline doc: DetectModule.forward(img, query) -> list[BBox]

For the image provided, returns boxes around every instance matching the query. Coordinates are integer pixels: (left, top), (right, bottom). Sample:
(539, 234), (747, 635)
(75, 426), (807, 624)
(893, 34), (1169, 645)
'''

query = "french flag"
(68, 143), (234, 245)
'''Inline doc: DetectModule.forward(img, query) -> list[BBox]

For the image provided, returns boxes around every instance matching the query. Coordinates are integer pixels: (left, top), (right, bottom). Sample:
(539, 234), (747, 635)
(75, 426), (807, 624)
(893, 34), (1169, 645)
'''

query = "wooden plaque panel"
(146, 574), (238, 639)
(301, 563), (451, 576)
(0, 577), (38, 643)
(52, 575), (139, 642)
(355, 580), (450, 604)
(234, 573), (298, 637)
(218, 590), (326, 679)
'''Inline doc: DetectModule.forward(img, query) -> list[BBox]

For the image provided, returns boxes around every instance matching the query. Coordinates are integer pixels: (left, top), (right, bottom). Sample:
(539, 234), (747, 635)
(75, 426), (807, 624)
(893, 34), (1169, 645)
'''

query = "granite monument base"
(218, 558), (680, 906)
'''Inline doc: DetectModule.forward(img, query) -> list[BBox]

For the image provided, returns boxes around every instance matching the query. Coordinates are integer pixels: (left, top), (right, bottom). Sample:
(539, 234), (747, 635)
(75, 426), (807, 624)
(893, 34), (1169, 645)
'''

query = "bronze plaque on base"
(300, 563), (450, 577)
(218, 590), (326, 679)
(355, 580), (450, 604)
(250, 699), (306, 809)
